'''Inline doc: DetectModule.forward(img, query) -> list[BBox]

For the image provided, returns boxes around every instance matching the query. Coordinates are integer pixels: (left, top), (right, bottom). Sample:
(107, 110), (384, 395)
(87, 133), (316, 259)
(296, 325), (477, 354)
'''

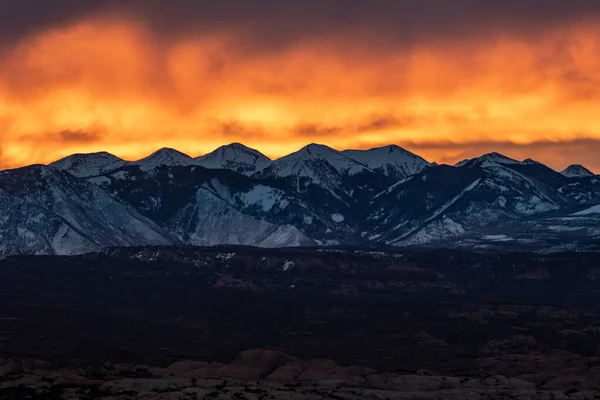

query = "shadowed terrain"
(1, 246), (600, 398)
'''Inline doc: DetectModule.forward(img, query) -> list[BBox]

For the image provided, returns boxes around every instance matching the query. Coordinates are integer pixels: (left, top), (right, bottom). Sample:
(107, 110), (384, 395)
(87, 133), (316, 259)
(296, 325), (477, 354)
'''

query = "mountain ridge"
(45, 144), (596, 176)
(0, 143), (598, 257)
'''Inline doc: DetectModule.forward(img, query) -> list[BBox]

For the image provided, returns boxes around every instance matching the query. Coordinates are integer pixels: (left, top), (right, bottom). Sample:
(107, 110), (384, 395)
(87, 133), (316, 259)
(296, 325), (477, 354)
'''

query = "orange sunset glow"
(1, 1), (600, 171)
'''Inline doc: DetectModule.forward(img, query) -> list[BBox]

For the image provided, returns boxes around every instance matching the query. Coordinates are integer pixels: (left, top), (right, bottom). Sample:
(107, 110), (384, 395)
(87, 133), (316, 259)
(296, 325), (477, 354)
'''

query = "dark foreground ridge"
(1, 246), (600, 398)
(1, 348), (595, 399)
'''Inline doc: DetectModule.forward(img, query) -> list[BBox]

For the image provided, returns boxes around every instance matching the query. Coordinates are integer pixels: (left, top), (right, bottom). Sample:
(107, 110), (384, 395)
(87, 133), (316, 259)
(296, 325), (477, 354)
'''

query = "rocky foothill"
(2, 348), (600, 399)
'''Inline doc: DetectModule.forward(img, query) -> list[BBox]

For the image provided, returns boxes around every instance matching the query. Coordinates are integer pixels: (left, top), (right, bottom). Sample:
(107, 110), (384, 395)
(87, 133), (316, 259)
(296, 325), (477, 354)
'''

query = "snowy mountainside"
(0, 165), (174, 258)
(196, 143), (272, 175)
(0, 188), (95, 257)
(89, 165), (354, 247)
(368, 155), (577, 245)
(253, 144), (389, 212)
(165, 183), (314, 247)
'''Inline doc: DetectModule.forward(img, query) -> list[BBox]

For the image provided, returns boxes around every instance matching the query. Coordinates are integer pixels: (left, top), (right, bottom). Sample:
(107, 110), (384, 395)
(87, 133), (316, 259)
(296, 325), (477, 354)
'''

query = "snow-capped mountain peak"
(561, 164), (595, 178)
(196, 142), (271, 175)
(455, 152), (520, 168)
(133, 148), (197, 171)
(49, 152), (126, 178)
(342, 144), (430, 178)
(266, 143), (372, 178)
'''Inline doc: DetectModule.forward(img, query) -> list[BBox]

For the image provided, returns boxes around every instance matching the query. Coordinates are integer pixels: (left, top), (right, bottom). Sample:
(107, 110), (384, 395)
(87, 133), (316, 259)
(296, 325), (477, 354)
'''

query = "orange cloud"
(1, 16), (600, 171)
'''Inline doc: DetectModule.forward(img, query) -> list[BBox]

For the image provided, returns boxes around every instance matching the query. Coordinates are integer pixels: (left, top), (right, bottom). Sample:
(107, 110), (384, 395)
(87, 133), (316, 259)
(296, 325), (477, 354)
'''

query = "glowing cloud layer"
(1, 2), (600, 171)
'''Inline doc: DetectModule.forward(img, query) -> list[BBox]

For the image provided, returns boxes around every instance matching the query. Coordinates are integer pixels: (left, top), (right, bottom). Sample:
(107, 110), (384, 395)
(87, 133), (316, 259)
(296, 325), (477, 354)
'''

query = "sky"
(1, 0), (600, 172)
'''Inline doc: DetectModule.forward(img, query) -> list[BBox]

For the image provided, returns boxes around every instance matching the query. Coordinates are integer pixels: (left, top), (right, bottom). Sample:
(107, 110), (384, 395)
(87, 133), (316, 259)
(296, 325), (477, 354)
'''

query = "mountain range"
(1, 142), (599, 257)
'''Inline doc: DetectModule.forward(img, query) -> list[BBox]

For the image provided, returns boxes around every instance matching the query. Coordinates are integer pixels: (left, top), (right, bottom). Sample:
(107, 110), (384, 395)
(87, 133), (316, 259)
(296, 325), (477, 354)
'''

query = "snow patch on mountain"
(483, 234), (512, 241)
(331, 213), (345, 223)
(385, 179), (480, 245)
(572, 204), (600, 215)
(282, 260), (294, 271)
(240, 185), (285, 212)
(397, 216), (466, 245)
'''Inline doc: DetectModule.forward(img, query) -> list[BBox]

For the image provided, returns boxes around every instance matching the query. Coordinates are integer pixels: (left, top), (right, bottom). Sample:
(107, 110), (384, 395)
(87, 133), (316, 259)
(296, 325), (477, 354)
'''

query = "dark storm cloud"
(294, 123), (342, 137)
(57, 129), (101, 143)
(213, 121), (267, 139)
(2, 0), (600, 49)
(0, 0), (102, 45)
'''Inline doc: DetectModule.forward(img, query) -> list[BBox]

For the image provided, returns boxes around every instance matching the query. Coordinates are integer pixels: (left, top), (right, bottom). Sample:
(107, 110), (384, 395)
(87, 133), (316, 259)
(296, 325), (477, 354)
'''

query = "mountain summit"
(49, 152), (126, 178)
(133, 148), (197, 171)
(455, 152), (520, 168)
(196, 143), (271, 175)
(561, 164), (595, 178)
(343, 145), (430, 179)
(258, 143), (372, 180)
